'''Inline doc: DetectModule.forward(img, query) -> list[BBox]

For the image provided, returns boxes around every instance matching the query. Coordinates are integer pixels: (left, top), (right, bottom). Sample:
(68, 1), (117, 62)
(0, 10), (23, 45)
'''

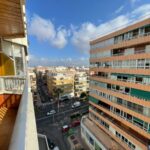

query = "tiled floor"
(0, 108), (17, 150)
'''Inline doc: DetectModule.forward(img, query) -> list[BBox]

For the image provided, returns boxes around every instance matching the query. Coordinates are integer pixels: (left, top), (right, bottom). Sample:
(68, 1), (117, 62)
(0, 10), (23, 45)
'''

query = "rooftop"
(90, 18), (150, 45)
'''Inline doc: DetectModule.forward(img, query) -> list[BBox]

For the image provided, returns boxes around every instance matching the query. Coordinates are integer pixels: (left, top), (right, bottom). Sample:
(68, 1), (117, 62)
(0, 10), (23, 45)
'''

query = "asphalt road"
(36, 104), (89, 122)
(35, 78), (89, 150)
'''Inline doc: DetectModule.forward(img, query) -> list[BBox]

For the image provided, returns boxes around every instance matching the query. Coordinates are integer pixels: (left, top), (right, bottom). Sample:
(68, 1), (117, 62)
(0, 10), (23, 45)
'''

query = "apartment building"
(47, 72), (75, 98)
(74, 72), (89, 97)
(0, 1), (39, 150)
(81, 18), (150, 150)
(29, 69), (37, 91)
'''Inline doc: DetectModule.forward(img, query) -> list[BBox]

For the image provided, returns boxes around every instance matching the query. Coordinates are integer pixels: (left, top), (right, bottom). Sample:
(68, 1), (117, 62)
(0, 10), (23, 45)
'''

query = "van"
(71, 101), (81, 108)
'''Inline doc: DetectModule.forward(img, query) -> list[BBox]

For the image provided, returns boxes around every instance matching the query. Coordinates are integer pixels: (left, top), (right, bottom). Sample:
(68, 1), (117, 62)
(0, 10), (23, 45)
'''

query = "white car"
(72, 101), (81, 108)
(47, 110), (56, 116)
(53, 146), (60, 150)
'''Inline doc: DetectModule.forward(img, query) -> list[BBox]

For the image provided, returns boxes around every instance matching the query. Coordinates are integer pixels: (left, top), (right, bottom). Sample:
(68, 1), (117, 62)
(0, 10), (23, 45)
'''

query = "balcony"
(0, 76), (39, 150)
(0, 76), (25, 94)
(81, 116), (125, 150)
(90, 75), (150, 93)
(89, 99), (150, 139)
(89, 107), (149, 147)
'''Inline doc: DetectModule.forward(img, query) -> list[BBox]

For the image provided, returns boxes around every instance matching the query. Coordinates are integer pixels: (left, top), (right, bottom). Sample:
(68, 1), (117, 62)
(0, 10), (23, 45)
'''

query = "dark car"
(47, 138), (55, 149)
(70, 121), (80, 128)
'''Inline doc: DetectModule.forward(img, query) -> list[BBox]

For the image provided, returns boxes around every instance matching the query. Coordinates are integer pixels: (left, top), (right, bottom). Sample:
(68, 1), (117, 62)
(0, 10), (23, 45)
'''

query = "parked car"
(70, 121), (80, 128)
(47, 138), (55, 149)
(62, 125), (70, 133)
(47, 110), (56, 116)
(72, 101), (81, 108)
(50, 98), (54, 102)
(59, 96), (70, 102)
(53, 146), (60, 150)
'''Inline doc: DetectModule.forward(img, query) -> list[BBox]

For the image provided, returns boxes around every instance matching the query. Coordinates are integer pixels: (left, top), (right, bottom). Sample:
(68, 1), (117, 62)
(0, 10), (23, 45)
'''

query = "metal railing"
(91, 75), (150, 86)
(8, 78), (39, 150)
(0, 76), (25, 93)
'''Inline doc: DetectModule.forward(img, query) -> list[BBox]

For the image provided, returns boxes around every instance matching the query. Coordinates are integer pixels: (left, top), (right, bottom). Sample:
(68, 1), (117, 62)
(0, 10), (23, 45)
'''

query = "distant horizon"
(28, 65), (89, 68)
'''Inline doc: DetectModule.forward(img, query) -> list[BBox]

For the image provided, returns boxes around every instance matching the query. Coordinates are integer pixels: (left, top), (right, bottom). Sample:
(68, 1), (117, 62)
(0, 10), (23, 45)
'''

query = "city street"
(35, 78), (89, 150)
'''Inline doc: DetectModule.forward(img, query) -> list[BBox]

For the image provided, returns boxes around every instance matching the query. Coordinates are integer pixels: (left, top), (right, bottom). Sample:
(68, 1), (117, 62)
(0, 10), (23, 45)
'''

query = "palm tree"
(53, 88), (63, 112)
(53, 88), (63, 99)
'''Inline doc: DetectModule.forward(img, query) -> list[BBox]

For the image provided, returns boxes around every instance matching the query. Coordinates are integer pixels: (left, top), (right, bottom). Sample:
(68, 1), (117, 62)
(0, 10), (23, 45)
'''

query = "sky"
(27, 0), (150, 67)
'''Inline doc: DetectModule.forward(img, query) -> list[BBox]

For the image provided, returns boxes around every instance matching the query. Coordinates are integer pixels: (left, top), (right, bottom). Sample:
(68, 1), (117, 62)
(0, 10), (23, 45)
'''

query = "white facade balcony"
(0, 76), (39, 150)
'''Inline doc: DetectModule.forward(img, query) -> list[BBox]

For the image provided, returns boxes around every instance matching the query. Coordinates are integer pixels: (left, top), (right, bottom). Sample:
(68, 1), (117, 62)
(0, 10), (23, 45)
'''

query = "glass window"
(125, 87), (130, 94)
(145, 25), (150, 34)
(117, 98), (122, 105)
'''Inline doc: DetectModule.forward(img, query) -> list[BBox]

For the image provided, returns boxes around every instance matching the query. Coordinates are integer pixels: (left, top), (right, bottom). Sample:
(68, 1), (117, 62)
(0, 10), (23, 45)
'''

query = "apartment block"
(29, 69), (37, 92)
(81, 18), (150, 150)
(0, 1), (39, 150)
(47, 72), (75, 98)
(74, 72), (89, 97)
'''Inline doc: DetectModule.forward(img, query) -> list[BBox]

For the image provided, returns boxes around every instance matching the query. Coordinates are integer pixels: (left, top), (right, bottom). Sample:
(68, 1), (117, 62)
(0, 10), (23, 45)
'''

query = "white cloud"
(71, 4), (150, 53)
(28, 15), (68, 49)
(51, 29), (68, 48)
(29, 55), (89, 67)
(131, 4), (150, 18)
(129, 0), (139, 5)
(115, 5), (124, 14)
(71, 15), (129, 53)
(28, 4), (150, 54)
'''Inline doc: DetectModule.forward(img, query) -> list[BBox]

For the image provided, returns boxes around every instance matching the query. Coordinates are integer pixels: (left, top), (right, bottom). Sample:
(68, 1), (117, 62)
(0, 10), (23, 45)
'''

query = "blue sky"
(27, 0), (150, 67)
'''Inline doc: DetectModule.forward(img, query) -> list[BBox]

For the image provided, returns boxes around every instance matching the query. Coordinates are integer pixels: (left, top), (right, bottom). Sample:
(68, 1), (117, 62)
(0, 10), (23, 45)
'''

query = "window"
(137, 59), (145, 68)
(121, 136), (125, 142)
(136, 77), (143, 83)
(132, 29), (139, 38)
(124, 138), (128, 144)
(116, 108), (120, 114)
(116, 85), (120, 90)
(134, 45), (145, 54)
(127, 102), (132, 109)
(127, 114), (132, 121)
(117, 76), (122, 80)
(89, 136), (94, 145)
(107, 84), (111, 89)
(117, 98), (122, 105)
(125, 87), (130, 94)
(145, 25), (150, 34)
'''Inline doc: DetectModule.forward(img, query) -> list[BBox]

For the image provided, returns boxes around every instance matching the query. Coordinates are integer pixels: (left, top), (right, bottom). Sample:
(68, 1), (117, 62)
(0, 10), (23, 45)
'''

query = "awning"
(0, 0), (25, 38)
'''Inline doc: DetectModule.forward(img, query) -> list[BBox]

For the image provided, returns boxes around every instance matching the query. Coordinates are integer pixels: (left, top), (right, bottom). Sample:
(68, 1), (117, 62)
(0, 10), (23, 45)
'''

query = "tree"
(53, 88), (63, 99)
(53, 88), (63, 112)
(80, 92), (87, 99)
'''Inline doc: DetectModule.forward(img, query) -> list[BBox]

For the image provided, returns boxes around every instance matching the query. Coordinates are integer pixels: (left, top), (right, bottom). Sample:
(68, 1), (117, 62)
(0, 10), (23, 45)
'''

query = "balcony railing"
(89, 107), (148, 146)
(8, 78), (39, 150)
(0, 76), (25, 94)
(91, 75), (150, 86)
